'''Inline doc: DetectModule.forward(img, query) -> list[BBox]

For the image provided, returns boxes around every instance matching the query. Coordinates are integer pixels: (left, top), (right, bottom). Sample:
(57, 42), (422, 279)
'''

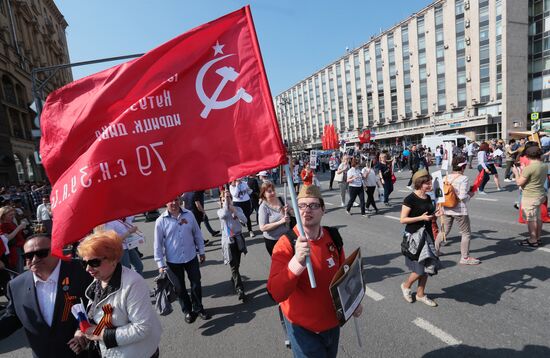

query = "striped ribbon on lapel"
(61, 277), (77, 322)
(93, 304), (114, 335)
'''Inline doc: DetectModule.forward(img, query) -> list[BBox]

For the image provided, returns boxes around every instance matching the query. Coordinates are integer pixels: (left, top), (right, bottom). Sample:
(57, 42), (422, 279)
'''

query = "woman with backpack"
(435, 156), (480, 265)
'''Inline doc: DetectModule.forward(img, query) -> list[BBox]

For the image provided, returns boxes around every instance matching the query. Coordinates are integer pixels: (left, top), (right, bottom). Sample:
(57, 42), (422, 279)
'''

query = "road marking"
(538, 247), (550, 253)
(412, 317), (462, 346)
(475, 197), (498, 202)
(384, 215), (400, 221)
(364, 286), (385, 301)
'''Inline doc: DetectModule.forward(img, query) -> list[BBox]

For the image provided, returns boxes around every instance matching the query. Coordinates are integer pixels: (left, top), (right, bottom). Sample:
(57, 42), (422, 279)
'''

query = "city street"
(1, 167), (550, 357)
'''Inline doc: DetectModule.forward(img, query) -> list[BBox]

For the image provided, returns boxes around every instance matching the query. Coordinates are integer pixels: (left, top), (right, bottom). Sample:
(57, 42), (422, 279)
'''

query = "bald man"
(0, 234), (92, 357)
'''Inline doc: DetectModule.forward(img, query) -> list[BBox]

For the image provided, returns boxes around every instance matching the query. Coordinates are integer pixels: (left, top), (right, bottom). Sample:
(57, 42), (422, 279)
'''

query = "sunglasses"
(22, 248), (50, 261)
(80, 258), (104, 268)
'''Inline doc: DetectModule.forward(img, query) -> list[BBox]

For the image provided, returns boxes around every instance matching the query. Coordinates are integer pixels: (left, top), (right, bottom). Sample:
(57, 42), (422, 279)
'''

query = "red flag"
(471, 170), (485, 192)
(40, 7), (286, 256)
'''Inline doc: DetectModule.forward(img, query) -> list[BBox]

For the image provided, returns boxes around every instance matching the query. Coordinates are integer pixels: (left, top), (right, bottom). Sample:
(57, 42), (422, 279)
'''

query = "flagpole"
(283, 164), (317, 288)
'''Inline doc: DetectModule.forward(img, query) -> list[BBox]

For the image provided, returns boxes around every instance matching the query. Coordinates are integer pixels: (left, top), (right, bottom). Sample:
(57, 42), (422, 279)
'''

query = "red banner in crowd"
(40, 6), (286, 256)
(359, 129), (371, 144)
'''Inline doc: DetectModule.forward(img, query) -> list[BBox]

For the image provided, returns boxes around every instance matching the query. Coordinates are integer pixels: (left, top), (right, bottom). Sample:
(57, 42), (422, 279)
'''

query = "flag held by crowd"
(39, 6), (286, 256)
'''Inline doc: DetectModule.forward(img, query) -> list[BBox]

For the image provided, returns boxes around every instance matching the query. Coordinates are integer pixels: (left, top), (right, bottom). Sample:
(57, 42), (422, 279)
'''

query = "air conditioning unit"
(444, 44), (449, 49)
(464, 1), (470, 10)
(466, 55), (472, 62)
(465, 37), (471, 45)
(465, 19), (470, 28)
(466, 77), (471, 82)
(426, 72), (431, 77)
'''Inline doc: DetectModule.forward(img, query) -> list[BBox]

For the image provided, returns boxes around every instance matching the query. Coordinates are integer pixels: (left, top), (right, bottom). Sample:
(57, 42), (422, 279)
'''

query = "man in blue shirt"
(154, 196), (211, 323)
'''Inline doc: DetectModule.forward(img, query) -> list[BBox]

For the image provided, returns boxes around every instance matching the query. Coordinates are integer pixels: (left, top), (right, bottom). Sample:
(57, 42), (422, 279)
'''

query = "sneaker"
(198, 310), (211, 320)
(478, 190), (487, 195)
(362, 214), (369, 218)
(184, 312), (198, 323)
(237, 289), (246, 301)
(400, 283), (413, 303)
(346, 210), (351, 215)
(353, 202), (360, 207)
(204, 239), (211, 246)
(504, 178), (511, 182)
(249, 232), (255, 238)
(459, 257), (481, 265)
(341, 202), (345, 207)
(416, 295), (437, 307)
(406, 186), (412, 190)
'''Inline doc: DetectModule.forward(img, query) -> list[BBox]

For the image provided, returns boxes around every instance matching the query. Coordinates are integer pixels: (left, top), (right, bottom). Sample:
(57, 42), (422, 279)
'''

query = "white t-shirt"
(362, 167), (378, 187)
(347, 167), (363, 187)
(230, 181), (251, 202)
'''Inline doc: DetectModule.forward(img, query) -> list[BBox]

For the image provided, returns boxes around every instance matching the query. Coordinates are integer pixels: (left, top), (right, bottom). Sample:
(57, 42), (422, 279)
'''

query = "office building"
(275, 0), (542, 150)
(0, 0), (72, 186)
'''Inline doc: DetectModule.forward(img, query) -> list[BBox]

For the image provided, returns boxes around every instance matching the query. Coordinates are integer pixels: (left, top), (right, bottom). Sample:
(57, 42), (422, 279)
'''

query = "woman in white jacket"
(72, 230), (162, 358)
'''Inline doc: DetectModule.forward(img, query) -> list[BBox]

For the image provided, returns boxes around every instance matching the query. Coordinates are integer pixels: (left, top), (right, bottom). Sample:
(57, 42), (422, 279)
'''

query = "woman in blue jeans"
(378, 153), (394, 206)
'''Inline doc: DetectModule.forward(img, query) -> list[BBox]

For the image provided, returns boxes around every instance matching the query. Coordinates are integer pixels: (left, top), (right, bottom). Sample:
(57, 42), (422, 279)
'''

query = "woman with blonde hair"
(71, 230), (162, 357)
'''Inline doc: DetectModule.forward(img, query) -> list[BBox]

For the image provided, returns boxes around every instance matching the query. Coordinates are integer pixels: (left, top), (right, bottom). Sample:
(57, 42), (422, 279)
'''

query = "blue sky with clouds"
(56, 0), (433, 95)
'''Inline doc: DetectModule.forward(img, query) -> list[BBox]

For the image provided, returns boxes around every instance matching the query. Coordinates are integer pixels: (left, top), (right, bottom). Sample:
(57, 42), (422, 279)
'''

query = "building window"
(480, 44), (490, 60)
(2, 76), (16, 104)
(14, 155), (25, 184)
(480, 82), (490, 101)
(26, 157), (35, 182)
(456, 0), (464, 16)
(480, 63), (490, 79)
(458, 87), (467, 104)
(479, 6), (489, 23)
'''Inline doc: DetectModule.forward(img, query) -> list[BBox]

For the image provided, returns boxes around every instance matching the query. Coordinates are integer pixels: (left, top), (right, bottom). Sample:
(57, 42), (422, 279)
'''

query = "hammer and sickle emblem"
(196, 54), (253, 119)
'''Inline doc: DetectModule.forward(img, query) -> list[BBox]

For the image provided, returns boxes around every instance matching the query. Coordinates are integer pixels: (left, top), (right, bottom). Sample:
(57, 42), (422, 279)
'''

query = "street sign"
(531, 112), (540, 121)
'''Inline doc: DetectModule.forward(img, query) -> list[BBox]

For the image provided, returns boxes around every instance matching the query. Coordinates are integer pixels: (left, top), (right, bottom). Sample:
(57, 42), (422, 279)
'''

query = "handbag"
(235, 233), (247, 254)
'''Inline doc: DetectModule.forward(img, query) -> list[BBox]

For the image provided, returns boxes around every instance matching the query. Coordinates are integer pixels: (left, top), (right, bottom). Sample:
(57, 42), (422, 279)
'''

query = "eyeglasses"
(80, 258), (104, 268)
(297, 203), (322, 210)
(22, 248), (50, 261)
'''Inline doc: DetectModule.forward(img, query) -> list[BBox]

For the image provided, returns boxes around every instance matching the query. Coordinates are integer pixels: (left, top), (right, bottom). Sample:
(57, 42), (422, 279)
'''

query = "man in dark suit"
(0, 234), (92, 357)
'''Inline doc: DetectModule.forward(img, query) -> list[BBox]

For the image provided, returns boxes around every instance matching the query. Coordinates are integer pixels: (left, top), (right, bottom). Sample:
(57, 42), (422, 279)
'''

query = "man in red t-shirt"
(267, 185), (362, 357)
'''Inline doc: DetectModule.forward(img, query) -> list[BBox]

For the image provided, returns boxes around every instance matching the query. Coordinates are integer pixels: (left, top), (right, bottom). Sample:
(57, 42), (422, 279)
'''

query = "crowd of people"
(0, 133), (548, 357)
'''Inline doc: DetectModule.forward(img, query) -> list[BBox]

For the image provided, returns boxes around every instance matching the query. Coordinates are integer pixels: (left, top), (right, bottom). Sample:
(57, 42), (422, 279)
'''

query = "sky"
(55, 0), (433, 96)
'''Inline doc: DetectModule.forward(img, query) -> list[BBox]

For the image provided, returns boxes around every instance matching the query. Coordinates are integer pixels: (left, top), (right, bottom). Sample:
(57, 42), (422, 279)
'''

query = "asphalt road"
(1, 166), (550, 358)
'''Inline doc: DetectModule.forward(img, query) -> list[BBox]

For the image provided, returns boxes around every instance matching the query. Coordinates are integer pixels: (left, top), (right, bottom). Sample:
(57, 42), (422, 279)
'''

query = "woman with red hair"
(72, 230), (162, 357)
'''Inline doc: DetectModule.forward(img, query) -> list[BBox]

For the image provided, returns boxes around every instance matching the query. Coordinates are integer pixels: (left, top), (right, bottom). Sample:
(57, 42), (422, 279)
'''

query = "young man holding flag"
(267, 185), (362, 357)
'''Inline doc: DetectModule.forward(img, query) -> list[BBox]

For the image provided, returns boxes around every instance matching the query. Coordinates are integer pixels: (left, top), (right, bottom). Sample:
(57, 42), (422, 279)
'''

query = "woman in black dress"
(399, 169), (439, 307)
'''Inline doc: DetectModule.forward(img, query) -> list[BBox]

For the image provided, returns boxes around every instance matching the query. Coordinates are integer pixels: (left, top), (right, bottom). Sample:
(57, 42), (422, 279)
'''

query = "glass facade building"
(276, 0), (538, 148)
